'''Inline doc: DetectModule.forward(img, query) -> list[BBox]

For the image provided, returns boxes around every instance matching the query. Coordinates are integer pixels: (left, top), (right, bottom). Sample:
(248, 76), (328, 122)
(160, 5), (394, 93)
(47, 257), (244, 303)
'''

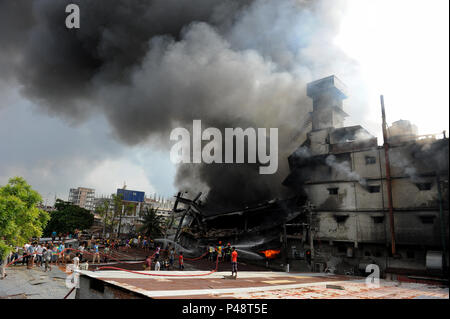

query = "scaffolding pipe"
(381, 95), (396, 256)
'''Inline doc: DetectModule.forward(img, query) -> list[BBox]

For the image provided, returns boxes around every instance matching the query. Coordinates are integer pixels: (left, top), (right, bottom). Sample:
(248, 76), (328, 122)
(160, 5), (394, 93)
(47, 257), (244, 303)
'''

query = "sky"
(0, 0), (448, 205)
(335, 0), (449, 139)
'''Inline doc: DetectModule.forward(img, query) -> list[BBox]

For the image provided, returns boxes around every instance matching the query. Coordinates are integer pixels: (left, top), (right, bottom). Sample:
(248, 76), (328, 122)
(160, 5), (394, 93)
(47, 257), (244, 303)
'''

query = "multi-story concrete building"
(284, 75), (449, 276)
(68, 187), (95, 211)
(143, 196), (174, 221)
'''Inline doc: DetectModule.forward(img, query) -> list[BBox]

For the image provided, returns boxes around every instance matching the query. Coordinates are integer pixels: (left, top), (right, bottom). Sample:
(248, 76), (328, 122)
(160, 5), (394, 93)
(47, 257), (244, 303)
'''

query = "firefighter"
(216, 241), (223, 261)
(225, 243), (232, 262)
(231, 247), (238, 279)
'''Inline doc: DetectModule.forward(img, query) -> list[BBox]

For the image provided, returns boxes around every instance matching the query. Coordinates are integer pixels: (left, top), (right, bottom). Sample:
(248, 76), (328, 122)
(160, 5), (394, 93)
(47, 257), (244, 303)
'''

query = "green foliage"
(95, 198), (111, 234)
(44, 199), (94, 236)
(0, 177), (50, 259)
(138, 207), (163, 238)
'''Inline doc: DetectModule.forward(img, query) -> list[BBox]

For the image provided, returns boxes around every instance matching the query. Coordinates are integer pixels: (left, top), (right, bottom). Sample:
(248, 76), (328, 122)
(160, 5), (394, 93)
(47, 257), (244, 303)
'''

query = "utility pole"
(309, 208), (315, 265)
(436, 175), (448, 272)
(381, 95), (396, 256)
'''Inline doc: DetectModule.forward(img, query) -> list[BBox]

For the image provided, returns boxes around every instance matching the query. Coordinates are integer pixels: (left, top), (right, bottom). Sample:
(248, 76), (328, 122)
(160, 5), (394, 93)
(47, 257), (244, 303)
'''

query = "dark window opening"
(365, 156), (376, 165)
(419, 215), (435, 224)
(334, 215), (349, 223)
(337, 245), (347, 253)
(367, 185), (381, 193)
(406, 251), (415, 259)
(372, 216), (384, 224)
(364, 251), (371, 257)
(374, 251), (382, 257)
(328, 188), (339, 195)
(415, 183), (432, 191)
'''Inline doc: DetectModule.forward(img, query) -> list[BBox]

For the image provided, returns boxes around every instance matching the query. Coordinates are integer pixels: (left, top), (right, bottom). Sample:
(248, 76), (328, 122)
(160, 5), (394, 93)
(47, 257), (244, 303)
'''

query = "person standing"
(36, 243), (43, 267)
(58, 242), (65, 265)
(208, 244), (214, 262)
(231, 247), (238, 279)
(27, 243), (35, 269)
(103, 245), (110, 263)
(92, 242), (100, 264)
(43, 245), (52, 272)
(51, 245), (58, 265)
(169, 248), (175, 270)
(155, 259), (161, 271)
(225, 243), (231, 262)
(22, 243), (30, 266)
(0, 249), (7, 279)
(155, 245), (161, 260)
(73, 253), (80, 270)
(178, 252), (184, 270)
(145, 256), (152, 270)
(216, 242), (223, 261)
(78, 243), (84, 262)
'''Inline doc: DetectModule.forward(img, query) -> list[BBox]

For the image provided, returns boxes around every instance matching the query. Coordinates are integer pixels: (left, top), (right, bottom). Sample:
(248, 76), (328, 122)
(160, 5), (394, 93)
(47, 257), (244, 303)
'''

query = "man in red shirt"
(231, 247), (238, 279)
(179, 252), (184, 270)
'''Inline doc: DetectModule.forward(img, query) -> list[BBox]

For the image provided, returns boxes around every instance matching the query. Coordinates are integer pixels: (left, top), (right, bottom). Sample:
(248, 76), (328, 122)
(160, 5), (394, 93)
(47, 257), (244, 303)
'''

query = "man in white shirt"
(36, 244), (44, 267)
(73, 253), (80, 270)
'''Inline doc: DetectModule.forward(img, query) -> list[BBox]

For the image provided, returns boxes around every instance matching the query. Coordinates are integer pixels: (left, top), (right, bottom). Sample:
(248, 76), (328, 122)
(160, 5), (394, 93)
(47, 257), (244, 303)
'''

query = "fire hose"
(96, 254), (220, 277)
(5, 247), (220, 299)
(6, 248), (218, 274)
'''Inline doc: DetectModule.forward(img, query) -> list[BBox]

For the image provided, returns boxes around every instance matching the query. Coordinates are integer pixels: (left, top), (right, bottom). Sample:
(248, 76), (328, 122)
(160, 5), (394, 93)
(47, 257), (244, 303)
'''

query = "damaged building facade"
(284, 75), (449, 276)
(169, 75), (448, 278)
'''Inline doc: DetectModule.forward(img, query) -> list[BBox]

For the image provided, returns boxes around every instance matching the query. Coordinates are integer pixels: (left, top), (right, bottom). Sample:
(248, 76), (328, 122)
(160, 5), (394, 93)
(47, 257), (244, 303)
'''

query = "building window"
(328, 187), (339, 195)
(372, 216), (384, 224)
(365, 156), (376, 165)
(364, 251), (371, 257)
(415, 183), (432, 191)
(367, 185), (380, 193)
(337, 245), (347, 253)
(406, 251), (415, 259)
(334, 215), (349, 223)
(419, 215), (435, 224)
(374, 251), (383, 257)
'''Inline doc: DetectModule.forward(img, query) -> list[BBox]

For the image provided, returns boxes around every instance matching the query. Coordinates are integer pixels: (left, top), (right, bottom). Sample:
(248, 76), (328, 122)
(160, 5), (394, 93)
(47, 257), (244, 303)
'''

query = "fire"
(260, 249), (281, 259)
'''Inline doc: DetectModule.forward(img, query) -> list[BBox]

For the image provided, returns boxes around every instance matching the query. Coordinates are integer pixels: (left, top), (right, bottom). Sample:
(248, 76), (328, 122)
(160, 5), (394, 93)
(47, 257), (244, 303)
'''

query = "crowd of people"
(3, 233), (239, 279)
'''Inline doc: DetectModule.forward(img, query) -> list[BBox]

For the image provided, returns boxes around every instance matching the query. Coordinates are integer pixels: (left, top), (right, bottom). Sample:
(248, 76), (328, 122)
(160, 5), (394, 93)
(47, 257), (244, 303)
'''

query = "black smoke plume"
(0, 0), (362, 212)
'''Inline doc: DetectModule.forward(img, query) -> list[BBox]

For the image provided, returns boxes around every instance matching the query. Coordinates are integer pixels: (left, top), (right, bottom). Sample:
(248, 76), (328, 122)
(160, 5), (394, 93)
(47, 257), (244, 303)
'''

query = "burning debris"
(259, 250), (281, 259)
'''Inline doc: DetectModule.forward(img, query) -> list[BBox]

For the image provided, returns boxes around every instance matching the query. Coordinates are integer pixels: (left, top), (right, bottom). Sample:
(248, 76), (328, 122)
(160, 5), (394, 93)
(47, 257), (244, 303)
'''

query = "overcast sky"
(0, 0), (448, 206)
(0, 83), (177, 204)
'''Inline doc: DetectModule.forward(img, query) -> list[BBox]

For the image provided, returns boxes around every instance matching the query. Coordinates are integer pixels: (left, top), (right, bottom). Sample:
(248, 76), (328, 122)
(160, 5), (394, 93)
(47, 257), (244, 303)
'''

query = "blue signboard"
(117, 189), (145, 203)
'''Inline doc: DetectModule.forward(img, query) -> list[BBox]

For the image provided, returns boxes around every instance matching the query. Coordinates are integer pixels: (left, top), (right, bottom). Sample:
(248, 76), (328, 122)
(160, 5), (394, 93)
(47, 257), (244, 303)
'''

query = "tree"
(138, 207), (163, 238)
(44, 199), (94, 236)
(95, 198), (111, 238)
(0, 177), (50, 259)
(111, 193), (124, 237)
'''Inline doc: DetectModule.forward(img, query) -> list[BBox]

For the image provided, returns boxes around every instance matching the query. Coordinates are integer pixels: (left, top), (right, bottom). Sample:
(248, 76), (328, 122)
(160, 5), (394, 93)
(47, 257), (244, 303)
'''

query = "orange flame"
(260, 249), (281, 259)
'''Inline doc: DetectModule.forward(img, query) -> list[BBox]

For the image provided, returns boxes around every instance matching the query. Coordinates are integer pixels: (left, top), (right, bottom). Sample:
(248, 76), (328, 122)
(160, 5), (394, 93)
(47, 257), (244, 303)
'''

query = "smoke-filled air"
(0, 0), (366, 213)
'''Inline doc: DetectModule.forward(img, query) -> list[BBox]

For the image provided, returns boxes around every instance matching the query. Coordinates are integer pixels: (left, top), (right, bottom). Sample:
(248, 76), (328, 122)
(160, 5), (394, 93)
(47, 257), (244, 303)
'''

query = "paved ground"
(0, 265), (75, 299)
(78, 269), (449, 299)
(3, 247), (448, 299)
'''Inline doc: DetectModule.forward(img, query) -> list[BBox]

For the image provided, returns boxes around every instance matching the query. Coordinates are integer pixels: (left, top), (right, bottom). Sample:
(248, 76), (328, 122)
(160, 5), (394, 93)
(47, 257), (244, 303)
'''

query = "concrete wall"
(76, 275), (145, 299)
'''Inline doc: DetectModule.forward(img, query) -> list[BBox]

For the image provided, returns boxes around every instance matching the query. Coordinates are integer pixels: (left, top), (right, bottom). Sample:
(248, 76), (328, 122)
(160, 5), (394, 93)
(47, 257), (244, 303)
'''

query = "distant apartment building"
(113, 188), (146, 235)
(68, 187), (95, 211)
(143, 196), (174, 221)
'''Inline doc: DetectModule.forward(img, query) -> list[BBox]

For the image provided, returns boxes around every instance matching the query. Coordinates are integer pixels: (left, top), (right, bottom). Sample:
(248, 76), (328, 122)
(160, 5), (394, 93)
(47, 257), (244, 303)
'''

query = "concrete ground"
(78, 269), (449, 299)
(0, 265), (75, 299)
